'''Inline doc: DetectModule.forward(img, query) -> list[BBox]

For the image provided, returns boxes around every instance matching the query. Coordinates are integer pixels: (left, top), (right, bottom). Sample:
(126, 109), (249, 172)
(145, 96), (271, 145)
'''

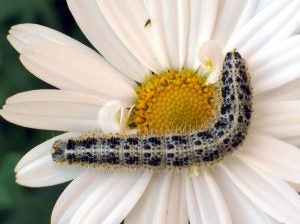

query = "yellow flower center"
(128, 70), (219, 134)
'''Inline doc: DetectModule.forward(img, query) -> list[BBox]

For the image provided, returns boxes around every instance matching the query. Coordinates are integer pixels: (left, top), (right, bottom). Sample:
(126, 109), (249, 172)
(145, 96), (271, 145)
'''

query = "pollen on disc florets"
(128, 70), (219, 134)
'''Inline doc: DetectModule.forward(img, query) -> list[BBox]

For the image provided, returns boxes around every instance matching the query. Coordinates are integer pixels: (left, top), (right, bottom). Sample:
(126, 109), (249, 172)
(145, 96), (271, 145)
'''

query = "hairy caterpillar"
(51, 51), (252, 169)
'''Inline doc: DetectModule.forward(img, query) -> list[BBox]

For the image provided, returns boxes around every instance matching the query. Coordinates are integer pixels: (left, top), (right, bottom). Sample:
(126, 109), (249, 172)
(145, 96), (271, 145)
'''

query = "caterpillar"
(51, 51), (252, 169)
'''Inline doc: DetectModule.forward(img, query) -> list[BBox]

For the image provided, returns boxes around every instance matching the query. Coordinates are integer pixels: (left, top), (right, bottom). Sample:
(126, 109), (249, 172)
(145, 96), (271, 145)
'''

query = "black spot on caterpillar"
(51, 51), (252, 169)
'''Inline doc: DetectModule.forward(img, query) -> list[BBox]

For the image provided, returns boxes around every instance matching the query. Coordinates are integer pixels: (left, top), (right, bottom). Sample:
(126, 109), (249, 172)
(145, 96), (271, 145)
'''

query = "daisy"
(1, 0), (300, 223)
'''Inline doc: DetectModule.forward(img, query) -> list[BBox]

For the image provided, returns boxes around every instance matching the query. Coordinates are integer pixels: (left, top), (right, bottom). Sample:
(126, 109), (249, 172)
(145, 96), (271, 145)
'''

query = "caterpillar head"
(51, 140), (67, 163)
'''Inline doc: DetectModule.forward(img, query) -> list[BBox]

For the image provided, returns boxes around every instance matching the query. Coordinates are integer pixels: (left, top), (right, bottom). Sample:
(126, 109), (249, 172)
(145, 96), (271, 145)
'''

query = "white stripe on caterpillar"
(51, 51), (252, 168)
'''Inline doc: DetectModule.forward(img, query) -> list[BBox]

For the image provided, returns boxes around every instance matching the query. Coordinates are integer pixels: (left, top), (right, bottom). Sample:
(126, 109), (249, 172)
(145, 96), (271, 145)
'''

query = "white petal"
(8, 23), (138, 85)
(15, 132), (82, 187)
(20, 42), (136, 102)
(213, 166), (281, 224)
(191, 168), (232, 224)
(257, 78), (300, 104)
(227, 0), (300, 58)
(147, 0), (172, 70)
(165, 174), (188, 224)
(261, 4), (300, 47)
(98, 100), (126, 134)
(184, 0), (218, 69)
(254, 168), (300, 212)
(126, 172), (187, 224)
(253, 113), (300, 127)
(96, 0), (165, 73)
(184, 171), (201, 224)
(228, 0), (259, 38)
(249, 35), (300, 73)
(177, 0), (189, 70)
(253, 101), (300, 127)
(236, 134), (300, 183)
(212, 0), (255, 48)
(148, 0), (188, 69)
(251, 36), (300, 102)
(220, 157), (300, 223)
(125, 172), (171, 224)
(0, 90), (106, 132)
(52, 170), (151, 224)
(67, 0), (147, 82)
(258, 79), (300, 103)
(7, 24), (93, 55)
(4, 98), (100, 119)
(256, 125), (300, 138)
(252, 56), (300, 95)
(255, 0), (273, 13)
(0, 110), (99, 132)
(5, 89), (107, 105)
(84, 171), (152, 224)
(52, 170), (108, 224)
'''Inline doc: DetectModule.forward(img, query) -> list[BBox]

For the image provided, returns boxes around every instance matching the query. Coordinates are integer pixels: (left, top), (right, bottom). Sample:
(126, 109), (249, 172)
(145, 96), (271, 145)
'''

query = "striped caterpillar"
(51, 51), (252, 169)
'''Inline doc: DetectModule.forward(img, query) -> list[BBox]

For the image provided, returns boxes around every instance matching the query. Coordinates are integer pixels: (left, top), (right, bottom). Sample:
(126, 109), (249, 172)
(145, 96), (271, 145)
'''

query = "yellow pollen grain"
(129, 70), (219, 134)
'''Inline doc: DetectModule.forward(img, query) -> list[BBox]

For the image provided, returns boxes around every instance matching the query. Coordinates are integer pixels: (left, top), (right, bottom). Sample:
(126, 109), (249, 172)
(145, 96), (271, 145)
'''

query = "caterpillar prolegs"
(51, 51), (252, 169)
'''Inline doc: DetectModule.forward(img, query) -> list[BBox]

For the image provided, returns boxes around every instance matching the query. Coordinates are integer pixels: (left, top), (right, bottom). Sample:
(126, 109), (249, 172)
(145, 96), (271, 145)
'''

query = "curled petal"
(197, 41), (223, 84)
(98, 100), (127, 134)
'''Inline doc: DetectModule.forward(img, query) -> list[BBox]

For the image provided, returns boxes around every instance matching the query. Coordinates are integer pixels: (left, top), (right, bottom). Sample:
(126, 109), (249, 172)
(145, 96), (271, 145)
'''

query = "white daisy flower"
(1, 0), (300, 223)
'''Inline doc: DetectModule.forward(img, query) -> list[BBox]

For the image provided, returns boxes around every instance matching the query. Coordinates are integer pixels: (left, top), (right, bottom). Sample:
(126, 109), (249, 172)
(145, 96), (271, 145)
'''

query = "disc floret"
(129, 70), (219, 134)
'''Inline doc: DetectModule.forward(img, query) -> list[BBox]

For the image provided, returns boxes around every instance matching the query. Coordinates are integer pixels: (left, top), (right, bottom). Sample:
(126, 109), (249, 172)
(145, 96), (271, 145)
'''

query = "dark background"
(0, 0), (91, 223)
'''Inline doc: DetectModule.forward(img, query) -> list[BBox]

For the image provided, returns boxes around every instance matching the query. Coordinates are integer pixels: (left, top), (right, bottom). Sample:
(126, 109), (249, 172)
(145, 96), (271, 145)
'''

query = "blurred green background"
(0, 0), (91, 223)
